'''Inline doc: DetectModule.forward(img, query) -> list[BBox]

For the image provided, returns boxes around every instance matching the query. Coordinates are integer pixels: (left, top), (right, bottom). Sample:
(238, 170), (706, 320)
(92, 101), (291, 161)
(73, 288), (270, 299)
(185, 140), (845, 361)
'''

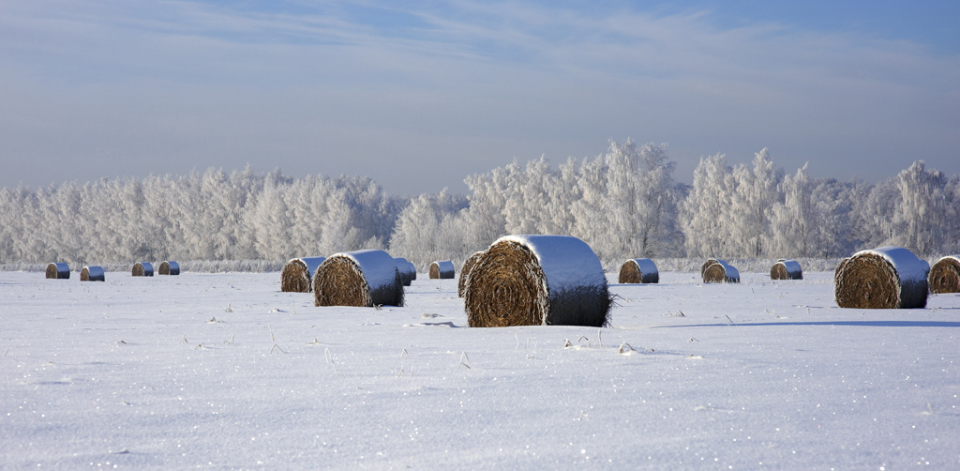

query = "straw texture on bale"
(429, 260), (455, 279)
(618, 258), (659, 284)
(80, 266), (105, 282)
(458, 251), (485, 298)
(132, 262), (154, 277)
(45, 262), (70, 279)
(464, 235), (610, 328)
(314, 250), (404, 307)
(158, 261), (180, 275)
(770, 259), (803, 280)
(929, 256), (960, 294)
(394, 258), (417, 286)
(834, 247), (928, 309)
(280, 257), (326, 292)
(701, 259), (740, 283)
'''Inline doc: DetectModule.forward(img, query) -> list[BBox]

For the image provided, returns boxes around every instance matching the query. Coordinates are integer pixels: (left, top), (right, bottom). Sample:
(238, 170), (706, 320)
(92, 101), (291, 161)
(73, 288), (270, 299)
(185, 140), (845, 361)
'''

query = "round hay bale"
(464, 235), (610, 328)
(394, 257), (417, 286)
(80, 266), (105, 282)
(158, 261), (180, 275)
(314, 250), (404, 307)
(770, 259), (803, 280)
(835, 246), (928, 309)
(618, 258), (659, 284)
(429, 260), (455, 279)
(929, 256), (960, 294)
(132, 262), (154, 277)
(45, 262), (70, 279)
(281, 257), (326, 292)
(458, 251), (485, 298)
(701, 259), (739, 283)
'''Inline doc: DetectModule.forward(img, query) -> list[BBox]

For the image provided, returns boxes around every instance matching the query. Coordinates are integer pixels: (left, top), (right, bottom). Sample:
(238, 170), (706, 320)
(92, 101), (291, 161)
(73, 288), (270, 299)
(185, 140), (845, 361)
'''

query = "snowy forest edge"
(1, 140), (957, 271)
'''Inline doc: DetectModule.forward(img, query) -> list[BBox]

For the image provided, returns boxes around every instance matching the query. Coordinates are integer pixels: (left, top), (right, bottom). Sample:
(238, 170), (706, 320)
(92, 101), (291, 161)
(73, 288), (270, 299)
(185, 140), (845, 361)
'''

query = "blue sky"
(1, 0), (958, 195)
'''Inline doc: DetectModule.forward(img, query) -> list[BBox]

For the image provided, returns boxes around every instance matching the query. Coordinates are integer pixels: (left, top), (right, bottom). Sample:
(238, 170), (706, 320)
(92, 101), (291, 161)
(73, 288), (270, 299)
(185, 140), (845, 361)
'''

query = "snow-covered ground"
(2, 270), (958, 469)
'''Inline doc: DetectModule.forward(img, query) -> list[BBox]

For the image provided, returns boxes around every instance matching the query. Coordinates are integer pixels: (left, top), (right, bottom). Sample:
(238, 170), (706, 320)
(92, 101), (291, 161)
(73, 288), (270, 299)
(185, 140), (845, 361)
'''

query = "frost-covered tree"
(728, 149), (782, 257)
(680, 154), (733, 258)
(634, 143), (682, 257)
(894, 161), (948, 256)
(388, 189), (468, 268)
(770, 164), (816, 257)
(458, 166), (513, 252)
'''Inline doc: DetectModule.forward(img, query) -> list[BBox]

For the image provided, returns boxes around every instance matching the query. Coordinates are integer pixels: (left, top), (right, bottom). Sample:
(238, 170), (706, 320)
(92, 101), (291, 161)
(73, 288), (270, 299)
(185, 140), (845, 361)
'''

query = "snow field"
(2, 271), (958, 469)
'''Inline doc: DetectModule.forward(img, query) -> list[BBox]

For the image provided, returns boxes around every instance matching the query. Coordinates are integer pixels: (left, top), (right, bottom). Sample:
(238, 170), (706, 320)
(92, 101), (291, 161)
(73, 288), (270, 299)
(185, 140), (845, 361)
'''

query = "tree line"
(1, 140), (957, 269)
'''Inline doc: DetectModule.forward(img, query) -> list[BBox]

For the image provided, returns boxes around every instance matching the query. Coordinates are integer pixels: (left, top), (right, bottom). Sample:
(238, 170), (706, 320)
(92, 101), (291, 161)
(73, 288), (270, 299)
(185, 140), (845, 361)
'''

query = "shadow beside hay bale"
(314, 250), (404, 307)
(835, 247), (928, 309)
(464, 235), (610, 328)
(929, 256), (960, 294)
(46, 263), (70, 279)
(618, 258), (659, 284)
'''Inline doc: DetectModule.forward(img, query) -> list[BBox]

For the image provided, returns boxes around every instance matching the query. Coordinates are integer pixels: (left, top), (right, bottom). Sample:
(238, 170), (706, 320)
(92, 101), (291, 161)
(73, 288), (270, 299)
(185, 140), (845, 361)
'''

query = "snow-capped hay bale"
(280, 257), (326, 292)
(928, 255), (960, 294)
(80, 266), (105, 282)
(314, 250), (404, 307)
(458, 251), (485, 298)
(834, 246), (928, 309)
(429, 260), (455, 279)
(394, 258), (417, 286)
(618, 258), (659, 284)
(464, 235), (610, 328)
(701, 259), (740, 283)
(770, 259), (803, 280)
(45, 262), (70, 279)
(132, 262), (153, 277)
(158, 261), (180, 275)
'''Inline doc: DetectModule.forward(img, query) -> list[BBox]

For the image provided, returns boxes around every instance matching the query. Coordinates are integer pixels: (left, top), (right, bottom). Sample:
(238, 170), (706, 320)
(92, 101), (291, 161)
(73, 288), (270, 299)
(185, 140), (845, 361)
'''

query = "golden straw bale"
(929, 256), (960, 294)
(314, 250), (403, 307)
(464, 235), (609, 328)
(834, 247), (927, 309)
(458, 251), (485, 298)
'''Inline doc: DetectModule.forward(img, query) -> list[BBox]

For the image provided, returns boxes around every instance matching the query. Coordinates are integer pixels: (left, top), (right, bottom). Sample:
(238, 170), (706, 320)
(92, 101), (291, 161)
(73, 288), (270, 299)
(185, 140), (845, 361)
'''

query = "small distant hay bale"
(618, 258), (659, 284)
(429, 260), (455, 279)
(835, 246), (928, 309)
(464, 235), (610, 328)
(80, 266), (105, 282)
(701, 259), (740, 283)
(770, 259), (803, 280)
(132, 262), (154, 277)
(394, 258), (417, 286)
(281, 257), (326, 292)
(314, 250), (404, 307)
(928, 255), (960, 294)
(458, 251), (485, 298)
(158, 261), (180, 275)
(45, 262), (70, 279)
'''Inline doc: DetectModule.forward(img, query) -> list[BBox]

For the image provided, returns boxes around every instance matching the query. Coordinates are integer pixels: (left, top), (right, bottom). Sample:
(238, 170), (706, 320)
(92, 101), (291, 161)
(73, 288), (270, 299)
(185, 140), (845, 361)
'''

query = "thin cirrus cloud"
(0, 0), (957, 195)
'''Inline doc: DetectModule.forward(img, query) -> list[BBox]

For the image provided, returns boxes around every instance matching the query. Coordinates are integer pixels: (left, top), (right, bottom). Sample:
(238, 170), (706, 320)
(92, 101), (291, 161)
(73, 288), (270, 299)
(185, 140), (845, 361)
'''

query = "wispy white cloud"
(1, 0), (957, 192)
